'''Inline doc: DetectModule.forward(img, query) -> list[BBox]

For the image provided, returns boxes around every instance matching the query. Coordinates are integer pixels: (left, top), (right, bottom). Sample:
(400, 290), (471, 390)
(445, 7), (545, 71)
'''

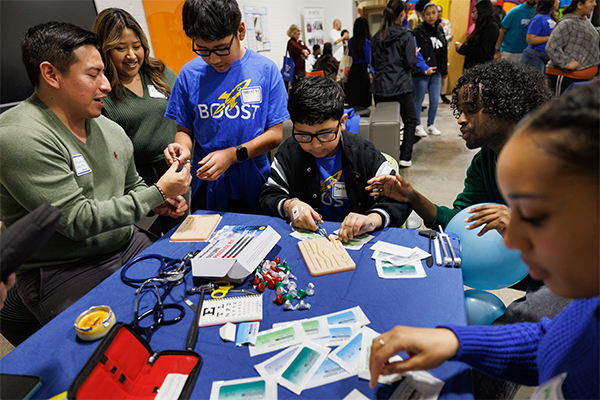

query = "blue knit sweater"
(442, 296), (599, 399)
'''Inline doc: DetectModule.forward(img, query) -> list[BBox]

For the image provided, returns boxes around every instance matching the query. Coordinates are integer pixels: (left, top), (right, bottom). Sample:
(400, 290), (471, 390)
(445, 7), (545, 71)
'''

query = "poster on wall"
(304, 8), (324, 49)
(244, 5), (271, 52)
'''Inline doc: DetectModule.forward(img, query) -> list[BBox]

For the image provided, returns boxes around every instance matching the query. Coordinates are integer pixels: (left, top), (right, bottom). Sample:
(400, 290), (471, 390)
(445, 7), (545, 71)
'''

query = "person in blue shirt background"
(165, 0), (289, 214)
(520, 0), (560, 73)
(494, 0), (538, 62)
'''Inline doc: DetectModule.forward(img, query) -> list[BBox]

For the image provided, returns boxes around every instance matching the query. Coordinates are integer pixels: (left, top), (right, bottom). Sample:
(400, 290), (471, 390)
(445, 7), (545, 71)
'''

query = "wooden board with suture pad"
(170, 214), (222, 242)
(298, 236), (356, 276)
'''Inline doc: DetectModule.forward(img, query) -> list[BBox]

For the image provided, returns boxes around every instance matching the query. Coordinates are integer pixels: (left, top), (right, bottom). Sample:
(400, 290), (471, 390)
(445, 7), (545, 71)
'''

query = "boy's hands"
(287, 199), (321, 232)
(164, 142), (191, 166)
(197, 148), (237, 181)
(338, 212), (381, 242)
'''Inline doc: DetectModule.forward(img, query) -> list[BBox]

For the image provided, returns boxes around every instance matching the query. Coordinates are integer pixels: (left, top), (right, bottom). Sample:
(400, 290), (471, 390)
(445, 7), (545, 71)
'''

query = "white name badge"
(72, 154), (91, 176)
(531, 372), (567, 400)
(148, 85), (167, 99)
(240, 86), (262, 104)
(333, 182), (347, 199)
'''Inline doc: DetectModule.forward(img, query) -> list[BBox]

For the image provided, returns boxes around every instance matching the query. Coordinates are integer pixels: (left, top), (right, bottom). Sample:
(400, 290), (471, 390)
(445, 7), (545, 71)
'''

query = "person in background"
(494, 0), (538, 62)
(286, 24), (310, 86)
(0, 21), (190, 345)
(0, 274), (15, 311)
(345, 17), (372, 109)
(413, 2), (448, 137)
(520, 0), (560, 74)
(340, 29), (350, 54)
(329, 19), (348, 62)
(260, 76), (410, 242)
(491, 0), (506, 24)
(164, 0), (288, 214)
(436, 4), (453, 104)
(546, 0), (600, 96)
(455, 0), (500, 70)
(369, 82), (599, 400)
(314, 42), (339, 80)
(306, 44), (321, 73)
(371, 0), (418, 168)
(93, 8), (186, 236)
(408, 0), (429, 30)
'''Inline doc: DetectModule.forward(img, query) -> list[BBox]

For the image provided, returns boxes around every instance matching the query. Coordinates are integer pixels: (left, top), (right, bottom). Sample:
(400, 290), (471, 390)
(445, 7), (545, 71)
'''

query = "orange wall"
(142, 0), (195, 74)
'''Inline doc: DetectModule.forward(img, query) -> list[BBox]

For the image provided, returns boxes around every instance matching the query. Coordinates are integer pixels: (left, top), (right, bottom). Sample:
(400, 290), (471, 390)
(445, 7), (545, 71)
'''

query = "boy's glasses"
(292, 122), (340, 143)
(192, 35), (235, 57)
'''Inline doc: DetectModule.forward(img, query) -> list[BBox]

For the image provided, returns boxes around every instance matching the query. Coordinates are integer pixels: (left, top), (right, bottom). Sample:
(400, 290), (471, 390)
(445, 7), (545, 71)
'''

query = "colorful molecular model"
(251, 257), (314, 311)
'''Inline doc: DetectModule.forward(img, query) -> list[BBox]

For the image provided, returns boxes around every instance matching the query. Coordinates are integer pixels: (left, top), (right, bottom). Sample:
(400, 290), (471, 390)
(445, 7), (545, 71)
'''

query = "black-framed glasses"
(292, 122), (340, 143)
(192, 35), (235, 57)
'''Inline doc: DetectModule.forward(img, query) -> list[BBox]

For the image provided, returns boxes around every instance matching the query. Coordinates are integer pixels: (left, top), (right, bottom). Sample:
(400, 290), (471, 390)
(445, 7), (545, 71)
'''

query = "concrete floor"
(0, 99), (535, 398)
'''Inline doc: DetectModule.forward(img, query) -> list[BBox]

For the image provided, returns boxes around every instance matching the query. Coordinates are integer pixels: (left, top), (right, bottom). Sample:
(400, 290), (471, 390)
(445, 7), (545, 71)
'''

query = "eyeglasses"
(292, 122), (340, 143)
(192, 35), (235, 57)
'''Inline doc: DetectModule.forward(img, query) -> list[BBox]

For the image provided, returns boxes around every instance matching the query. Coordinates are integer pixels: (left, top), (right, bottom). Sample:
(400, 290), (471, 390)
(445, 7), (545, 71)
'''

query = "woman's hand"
(454, 42), (462, 52)
(464, 204), (511, 236)
(369, 326), (459, 388)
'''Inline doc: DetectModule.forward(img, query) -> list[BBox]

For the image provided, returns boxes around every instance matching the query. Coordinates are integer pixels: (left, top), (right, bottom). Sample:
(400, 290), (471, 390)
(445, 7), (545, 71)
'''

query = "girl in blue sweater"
(369, 82), (599, 400)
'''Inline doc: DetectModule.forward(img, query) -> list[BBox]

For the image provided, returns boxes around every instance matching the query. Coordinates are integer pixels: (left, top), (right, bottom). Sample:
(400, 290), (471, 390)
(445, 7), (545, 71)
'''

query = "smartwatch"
(235, 145), (248, 162)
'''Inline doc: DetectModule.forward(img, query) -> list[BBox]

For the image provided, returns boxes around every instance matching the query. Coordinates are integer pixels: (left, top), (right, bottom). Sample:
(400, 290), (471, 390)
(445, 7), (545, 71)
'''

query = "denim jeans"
(413, 71), (442, 127)
(520, 47), (549, 74)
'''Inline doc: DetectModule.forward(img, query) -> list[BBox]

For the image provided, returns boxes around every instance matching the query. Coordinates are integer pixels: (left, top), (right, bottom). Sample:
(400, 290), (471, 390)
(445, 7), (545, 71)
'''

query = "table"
(0, 212), (472, 399)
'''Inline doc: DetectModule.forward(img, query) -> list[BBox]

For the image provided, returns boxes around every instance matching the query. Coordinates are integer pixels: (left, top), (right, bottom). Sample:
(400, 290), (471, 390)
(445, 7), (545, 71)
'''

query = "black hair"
(564, 0), (586, 14)
(182, 0), (242, 41)
(288, 76), (344, 125)
(21, 21), (98, 87)
(465, 0), (497, 46)
(352, 17), (371, 58)
(415, 0), (429, 12)
(516, 82), (599, 176)
(534, 0), (557, 16)
(341, 29), (349, 37)
(450, 59), (552, 123)
(312, 44), (321, 52)
(378, 0), (406, 52)
(322, 42), (333, 55)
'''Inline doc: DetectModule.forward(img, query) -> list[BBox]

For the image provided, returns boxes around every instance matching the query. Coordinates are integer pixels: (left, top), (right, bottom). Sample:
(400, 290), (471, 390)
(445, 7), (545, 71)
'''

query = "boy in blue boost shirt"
(165, 0), (289, 213)
(260, 76), (411, 242)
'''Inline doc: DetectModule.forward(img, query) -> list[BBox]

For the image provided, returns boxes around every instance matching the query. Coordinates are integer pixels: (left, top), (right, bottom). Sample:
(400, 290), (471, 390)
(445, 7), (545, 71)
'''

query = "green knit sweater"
(0, 94), (164, 272)
(429, 146), (506, 230)
(102, 68), (177, 165)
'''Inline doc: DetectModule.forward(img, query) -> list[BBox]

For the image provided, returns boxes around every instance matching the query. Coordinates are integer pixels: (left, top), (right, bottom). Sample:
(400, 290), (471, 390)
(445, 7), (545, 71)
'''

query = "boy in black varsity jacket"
(259, 76), (411, 241)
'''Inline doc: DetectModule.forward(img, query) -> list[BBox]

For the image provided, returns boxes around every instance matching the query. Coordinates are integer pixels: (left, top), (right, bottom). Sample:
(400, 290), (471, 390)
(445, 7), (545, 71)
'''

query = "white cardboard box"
(191, 225), (281, 282)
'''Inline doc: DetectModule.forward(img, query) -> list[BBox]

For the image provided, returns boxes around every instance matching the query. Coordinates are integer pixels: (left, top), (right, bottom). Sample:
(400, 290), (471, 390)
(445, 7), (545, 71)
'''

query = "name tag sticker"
(241, 87), (262, 104)
(148, 85), (167, 99)
(531, 372), (567, 400)
(72, 154), (91, 176)
(333, 183), (347, 199)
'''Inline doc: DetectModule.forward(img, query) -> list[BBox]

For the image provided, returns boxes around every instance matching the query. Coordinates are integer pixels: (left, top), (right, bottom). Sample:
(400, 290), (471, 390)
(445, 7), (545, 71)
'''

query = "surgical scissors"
(210, 280), (256, 299)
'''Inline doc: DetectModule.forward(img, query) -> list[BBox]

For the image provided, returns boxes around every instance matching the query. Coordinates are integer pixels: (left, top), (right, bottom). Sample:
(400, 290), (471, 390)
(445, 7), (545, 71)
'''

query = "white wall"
(94, 0), (354, 69)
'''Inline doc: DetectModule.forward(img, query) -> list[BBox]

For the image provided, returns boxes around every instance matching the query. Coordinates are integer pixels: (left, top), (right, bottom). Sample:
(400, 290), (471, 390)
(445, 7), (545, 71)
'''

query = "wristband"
(283, 198), (298, 218)
(154, 183), (166, 201)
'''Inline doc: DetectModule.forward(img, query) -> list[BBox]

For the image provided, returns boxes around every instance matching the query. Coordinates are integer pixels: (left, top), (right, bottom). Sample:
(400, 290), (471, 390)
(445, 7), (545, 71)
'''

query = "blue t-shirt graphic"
(165, 49), (289, 212)
(315, 147), (350, 222)
(500, 3), (537, 53)
(527, 13), (556, 52)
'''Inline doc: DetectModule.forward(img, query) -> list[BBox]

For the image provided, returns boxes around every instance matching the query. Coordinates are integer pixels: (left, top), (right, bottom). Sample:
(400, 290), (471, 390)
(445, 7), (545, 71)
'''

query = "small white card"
(376, 259), (427, 279)
(72, 154), (91, 176)
(312, 324), (360, 347)
(249, 322), (306, 357)
(358, 326), (404, 384)
(329, 329), (364, 374)
(241, 86), (262, 104)
(148, 84), (167, 98)
(209, 376), (277, 400)
(272, 316), (330, 340)
(154, 373), (188, 400)
(277, 341), (331, 395)
(343, 388), (371, 400)
(323, 306), (371, 327)
(390, 371), (445, 400)
(306, 358), (354, 389)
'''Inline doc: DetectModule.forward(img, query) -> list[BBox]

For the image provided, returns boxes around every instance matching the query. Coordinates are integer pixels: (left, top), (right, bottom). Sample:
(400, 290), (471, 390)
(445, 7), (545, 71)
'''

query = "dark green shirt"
(102, 67), (177, 165)
(430, 146), (506, 229)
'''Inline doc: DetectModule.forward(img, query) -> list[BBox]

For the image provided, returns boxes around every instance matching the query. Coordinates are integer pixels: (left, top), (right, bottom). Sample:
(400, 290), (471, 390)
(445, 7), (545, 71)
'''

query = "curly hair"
(515, 81), (599, 177)
(450, 60), (552, 123)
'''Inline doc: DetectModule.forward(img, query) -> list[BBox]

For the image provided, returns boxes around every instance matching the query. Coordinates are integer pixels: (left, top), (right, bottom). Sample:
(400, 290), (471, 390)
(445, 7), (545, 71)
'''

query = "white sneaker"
(398, 159), (412, 168)
(415, 125), (428, 137)
(426, 125), (441, 136)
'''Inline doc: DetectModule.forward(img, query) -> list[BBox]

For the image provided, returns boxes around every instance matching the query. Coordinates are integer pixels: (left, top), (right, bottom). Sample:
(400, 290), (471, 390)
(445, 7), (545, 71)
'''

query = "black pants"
(374, 92), (417, 162)
(0, 227), (155, 346)
(546, 73), (590, 97)
(191, 182), (251, 214)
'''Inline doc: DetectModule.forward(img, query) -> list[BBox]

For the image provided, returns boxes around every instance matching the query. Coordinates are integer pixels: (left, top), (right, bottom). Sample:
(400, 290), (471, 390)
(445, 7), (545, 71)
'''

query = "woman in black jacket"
(455, 0), (500, 70)
(413, 2), (448, 137)
(371, 0), (418, 167)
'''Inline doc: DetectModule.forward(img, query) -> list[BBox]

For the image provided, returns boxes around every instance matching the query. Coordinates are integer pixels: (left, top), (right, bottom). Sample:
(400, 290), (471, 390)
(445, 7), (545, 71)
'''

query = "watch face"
(236, 145), (248, 161)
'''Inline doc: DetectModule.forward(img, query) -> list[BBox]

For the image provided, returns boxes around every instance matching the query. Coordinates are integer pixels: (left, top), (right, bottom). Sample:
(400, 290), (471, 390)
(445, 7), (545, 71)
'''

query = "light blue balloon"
(464, 289), (506, 325)
(446, 203), (529, 290)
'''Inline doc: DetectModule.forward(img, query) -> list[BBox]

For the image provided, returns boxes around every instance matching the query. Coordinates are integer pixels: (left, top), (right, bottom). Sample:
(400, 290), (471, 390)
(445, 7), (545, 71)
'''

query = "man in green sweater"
(0, 22), (191, 345)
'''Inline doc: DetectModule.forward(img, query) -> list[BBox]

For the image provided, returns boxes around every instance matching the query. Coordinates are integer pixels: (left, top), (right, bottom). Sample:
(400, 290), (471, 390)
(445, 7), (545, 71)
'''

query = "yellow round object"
(74, 306), (115, 341)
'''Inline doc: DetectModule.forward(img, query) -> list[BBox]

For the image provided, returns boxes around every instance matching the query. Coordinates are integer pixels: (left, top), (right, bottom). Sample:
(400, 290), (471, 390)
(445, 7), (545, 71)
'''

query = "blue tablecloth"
(0, 212), (472, 399)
